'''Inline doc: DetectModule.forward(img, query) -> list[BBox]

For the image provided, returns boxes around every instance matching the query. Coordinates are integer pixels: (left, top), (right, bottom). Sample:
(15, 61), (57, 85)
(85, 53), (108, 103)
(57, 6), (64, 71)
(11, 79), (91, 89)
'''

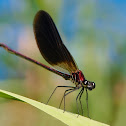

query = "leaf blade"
(0, 89), (109, 126)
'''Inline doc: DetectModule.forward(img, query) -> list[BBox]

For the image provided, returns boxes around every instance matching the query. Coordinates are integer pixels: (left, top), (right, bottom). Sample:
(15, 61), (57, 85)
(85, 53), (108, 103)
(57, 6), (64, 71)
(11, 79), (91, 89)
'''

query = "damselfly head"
(83, 80), (95, 90)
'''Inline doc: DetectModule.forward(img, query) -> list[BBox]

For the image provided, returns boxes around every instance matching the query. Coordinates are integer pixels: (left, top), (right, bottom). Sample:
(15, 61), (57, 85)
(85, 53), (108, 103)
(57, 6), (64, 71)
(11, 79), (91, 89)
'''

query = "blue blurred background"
(0, 0), (126, 126)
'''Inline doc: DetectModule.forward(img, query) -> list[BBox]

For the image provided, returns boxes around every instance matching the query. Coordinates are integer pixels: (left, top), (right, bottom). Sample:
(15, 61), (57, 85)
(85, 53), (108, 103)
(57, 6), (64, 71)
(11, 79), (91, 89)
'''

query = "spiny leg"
(63, 88), (78, 112)
(46, 86), (75, 104)
(78, 87), (84, 116)
(76, 88), (84, 116)
(59, 88), (75, 109)
(86, 89), (90, 118)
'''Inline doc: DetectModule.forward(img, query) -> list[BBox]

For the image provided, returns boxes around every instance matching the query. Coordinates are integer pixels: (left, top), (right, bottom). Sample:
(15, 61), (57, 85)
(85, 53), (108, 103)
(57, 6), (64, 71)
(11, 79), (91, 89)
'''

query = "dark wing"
(33, 10), (78, 73)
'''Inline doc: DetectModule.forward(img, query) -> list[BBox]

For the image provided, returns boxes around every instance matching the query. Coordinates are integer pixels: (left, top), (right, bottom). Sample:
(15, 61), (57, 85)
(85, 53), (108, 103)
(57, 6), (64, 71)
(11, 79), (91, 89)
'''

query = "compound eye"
(92, 82), (95, 88)
(84, 80), (87, 85)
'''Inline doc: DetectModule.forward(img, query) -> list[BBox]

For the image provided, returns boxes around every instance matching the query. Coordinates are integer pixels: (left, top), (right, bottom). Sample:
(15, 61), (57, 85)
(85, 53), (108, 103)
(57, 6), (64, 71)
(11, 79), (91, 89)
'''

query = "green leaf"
(0, 89), (109, 126)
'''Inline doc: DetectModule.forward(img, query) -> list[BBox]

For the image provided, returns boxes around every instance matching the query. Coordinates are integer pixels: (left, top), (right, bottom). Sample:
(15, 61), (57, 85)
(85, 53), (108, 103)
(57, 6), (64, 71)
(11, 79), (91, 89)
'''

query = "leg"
(59, 88), (75, 109)
(46, 86), (75, 104)
(76, 88), (84, 116)
(78, 87), (84, 115)
(86, 89), (90, 118)
(63, 88), (78, 112)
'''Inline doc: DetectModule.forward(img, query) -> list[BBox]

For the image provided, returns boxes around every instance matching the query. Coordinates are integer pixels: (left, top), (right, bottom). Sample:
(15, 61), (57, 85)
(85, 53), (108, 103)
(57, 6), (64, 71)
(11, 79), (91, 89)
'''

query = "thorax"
(70, 70), (85, 86)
